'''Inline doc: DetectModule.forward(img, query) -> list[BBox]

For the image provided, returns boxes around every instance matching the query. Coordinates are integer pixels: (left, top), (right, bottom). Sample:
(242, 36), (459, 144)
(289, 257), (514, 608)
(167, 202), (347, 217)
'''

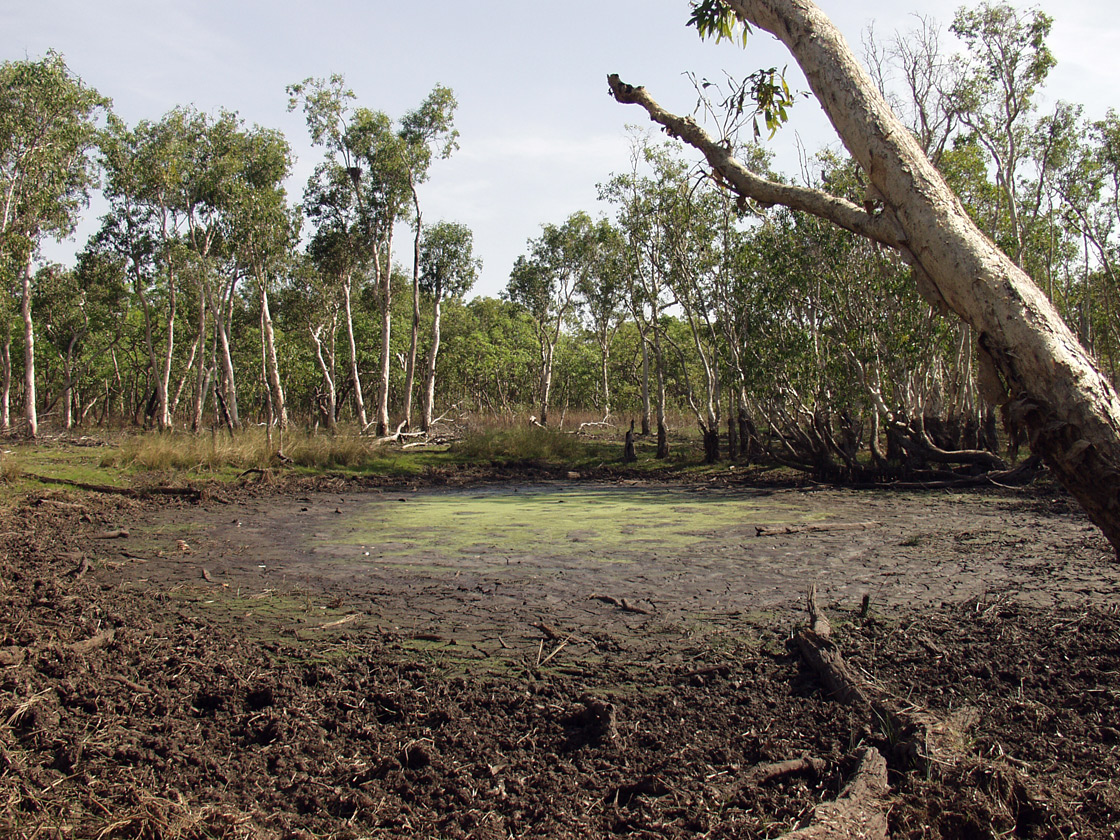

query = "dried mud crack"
(0, 478), (1118, 838)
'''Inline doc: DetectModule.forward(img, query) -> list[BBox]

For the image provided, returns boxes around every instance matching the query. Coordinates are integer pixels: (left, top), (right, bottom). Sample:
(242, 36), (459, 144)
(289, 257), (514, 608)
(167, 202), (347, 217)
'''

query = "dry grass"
(453, 423), (587, 465)
(104, 426), (386, 473)
(0, 452), (22, 483)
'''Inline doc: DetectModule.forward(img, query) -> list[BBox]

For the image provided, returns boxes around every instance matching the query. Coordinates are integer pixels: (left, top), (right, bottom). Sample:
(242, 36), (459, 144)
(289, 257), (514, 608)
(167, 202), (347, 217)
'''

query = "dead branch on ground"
(589, 594), (653, 615)
(755, 521), (879, 537)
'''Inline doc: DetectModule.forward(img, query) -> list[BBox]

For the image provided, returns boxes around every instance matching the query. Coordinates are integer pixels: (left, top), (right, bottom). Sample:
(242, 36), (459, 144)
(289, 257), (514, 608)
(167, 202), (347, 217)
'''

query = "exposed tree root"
(795, 587), (978, 776)
(780, 747), (890, 840)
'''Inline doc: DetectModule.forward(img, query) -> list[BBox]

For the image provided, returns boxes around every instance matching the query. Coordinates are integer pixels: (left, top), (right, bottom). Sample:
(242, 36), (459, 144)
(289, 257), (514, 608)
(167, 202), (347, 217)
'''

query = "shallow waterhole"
(309, 483), (815, 569)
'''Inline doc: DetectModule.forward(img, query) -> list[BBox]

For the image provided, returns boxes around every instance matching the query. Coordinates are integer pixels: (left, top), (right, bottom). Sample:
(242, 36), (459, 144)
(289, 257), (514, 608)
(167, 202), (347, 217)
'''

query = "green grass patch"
(0, 439), (125, 500)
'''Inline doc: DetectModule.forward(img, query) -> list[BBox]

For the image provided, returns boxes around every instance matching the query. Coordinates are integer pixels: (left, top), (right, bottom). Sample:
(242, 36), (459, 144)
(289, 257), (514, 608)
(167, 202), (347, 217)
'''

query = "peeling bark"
(610, 0), (1120, 554)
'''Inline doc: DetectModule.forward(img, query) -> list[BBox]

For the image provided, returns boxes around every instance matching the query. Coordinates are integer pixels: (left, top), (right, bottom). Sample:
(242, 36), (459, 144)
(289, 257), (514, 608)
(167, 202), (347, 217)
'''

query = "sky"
(4, 0), (1118, 298)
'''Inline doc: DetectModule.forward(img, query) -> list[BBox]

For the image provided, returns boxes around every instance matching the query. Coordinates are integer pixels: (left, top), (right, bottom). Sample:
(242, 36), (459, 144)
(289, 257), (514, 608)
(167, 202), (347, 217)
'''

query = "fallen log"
(756, 521), (879, 537)
(91, 529), (129, 540)
(34, 498), (87, 511)
(27, 473), (201, 500)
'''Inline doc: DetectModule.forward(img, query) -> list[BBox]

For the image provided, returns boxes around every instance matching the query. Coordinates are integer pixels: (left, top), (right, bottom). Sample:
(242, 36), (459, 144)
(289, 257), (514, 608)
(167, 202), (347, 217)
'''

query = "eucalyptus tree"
(399, 86), (459, 429)
(0, 52), (108, 436)
(600, 140), (681, 457)
(178, 108), (256, 432)
(304, 178), (372, 428)
(357, 116), (412, 436)
(417, 220), (479, 431)
(35, 259), (127, 429)
(506, 212), (596, 426)
(660, 164), (738, 463)
(863, 15), (960, 167)
(97, 113), (192, 431)
(289, 253), (343, 429)
(1055, 110), (1120, 373)
(225, 125), (297, 428)
(574, 219), (628, 422)
(289, 75), (416, 435)
(611, 0), (1120, 553)
(289, 76), (375, 429)
(949, 2), (1056, 267)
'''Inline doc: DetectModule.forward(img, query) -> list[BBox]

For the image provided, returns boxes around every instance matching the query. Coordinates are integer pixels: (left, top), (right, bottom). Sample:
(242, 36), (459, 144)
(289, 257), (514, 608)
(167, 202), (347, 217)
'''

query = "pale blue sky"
(5, 0), (1117, 297)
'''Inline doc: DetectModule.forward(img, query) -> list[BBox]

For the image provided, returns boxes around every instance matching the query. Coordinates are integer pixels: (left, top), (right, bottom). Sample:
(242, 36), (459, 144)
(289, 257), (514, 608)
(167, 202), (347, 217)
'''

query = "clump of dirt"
(0, 480), (1117, 838)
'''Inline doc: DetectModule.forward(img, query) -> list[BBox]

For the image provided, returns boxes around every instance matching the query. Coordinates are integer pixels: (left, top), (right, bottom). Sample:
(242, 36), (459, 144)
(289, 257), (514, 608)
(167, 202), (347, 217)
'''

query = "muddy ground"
(0, 470), (1118, 838)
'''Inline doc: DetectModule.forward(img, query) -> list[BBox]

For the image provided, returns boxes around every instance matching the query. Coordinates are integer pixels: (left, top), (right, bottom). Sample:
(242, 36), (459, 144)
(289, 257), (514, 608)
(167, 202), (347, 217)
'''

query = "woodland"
(3, 1), (1120, 838)
(0, 0), (1117, 495)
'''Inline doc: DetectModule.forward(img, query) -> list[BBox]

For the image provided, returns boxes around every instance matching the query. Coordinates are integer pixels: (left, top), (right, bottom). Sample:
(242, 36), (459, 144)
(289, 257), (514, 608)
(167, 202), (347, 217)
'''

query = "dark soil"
(0, 472), (1118, 838)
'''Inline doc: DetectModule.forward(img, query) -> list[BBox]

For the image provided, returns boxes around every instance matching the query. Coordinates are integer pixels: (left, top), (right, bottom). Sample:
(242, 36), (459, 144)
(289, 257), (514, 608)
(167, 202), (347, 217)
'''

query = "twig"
(312, 613), (361, 630)
(92, 529), (129, 540)
(539, 634), (574, 667)
(589, 594), (653, 615)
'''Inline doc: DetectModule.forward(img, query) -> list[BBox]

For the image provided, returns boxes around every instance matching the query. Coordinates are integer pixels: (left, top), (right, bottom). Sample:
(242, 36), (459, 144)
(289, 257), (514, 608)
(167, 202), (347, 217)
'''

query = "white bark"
(310, 324), (338, 431)
(375, 231), (394, 436)
(341, 275), (367, 429)
(403, 193), (422, 429)
(1, 330), (10, 433)
(421, 291), (443, 432)
(610, 0), (1120, 552)
(259, 281), (287, 428)
(21, 255), (36, 439)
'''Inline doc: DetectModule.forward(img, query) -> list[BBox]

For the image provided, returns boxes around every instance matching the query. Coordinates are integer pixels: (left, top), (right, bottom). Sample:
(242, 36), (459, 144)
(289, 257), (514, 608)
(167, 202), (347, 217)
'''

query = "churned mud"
(1, 476), (1117, 838)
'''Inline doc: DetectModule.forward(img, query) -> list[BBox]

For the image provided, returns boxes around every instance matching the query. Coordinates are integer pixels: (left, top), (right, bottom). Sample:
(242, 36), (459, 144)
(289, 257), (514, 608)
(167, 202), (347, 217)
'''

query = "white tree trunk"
(610, 0), (1120, 553)
(376, 231), (395, 437)
(421, 292), (443, 432)
(259, 281), (287, 428)
(310, 325), (337, 431)
(403, 195), (423, 429)
(340, 276), (367, 429)
(1, 329), (10, 433)
(21, 255), (36, 439)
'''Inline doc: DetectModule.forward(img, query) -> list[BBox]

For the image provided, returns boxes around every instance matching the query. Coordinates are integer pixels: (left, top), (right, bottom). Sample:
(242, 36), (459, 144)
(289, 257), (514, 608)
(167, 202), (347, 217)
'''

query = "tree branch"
(607, 74), (905, 248)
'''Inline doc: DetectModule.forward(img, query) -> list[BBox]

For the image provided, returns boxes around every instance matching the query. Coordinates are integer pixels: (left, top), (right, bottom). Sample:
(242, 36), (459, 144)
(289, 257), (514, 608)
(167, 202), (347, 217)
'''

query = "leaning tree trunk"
(259, 280), (287, 429)
(309, 325), (338, 431)
(610, 0), (1120, 554)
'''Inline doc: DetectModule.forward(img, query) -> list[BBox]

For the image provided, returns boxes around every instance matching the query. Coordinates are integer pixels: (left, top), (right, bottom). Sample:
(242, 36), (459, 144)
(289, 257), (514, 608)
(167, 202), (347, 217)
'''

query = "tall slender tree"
(400, 86), (458, 429)
(0, 52), (107, 437)
(417, 220), (479, 431)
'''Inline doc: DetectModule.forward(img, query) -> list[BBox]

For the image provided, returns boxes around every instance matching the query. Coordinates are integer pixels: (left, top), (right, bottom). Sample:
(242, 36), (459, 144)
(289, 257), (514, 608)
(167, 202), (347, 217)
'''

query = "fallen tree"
(610, 0), (1120, 555)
